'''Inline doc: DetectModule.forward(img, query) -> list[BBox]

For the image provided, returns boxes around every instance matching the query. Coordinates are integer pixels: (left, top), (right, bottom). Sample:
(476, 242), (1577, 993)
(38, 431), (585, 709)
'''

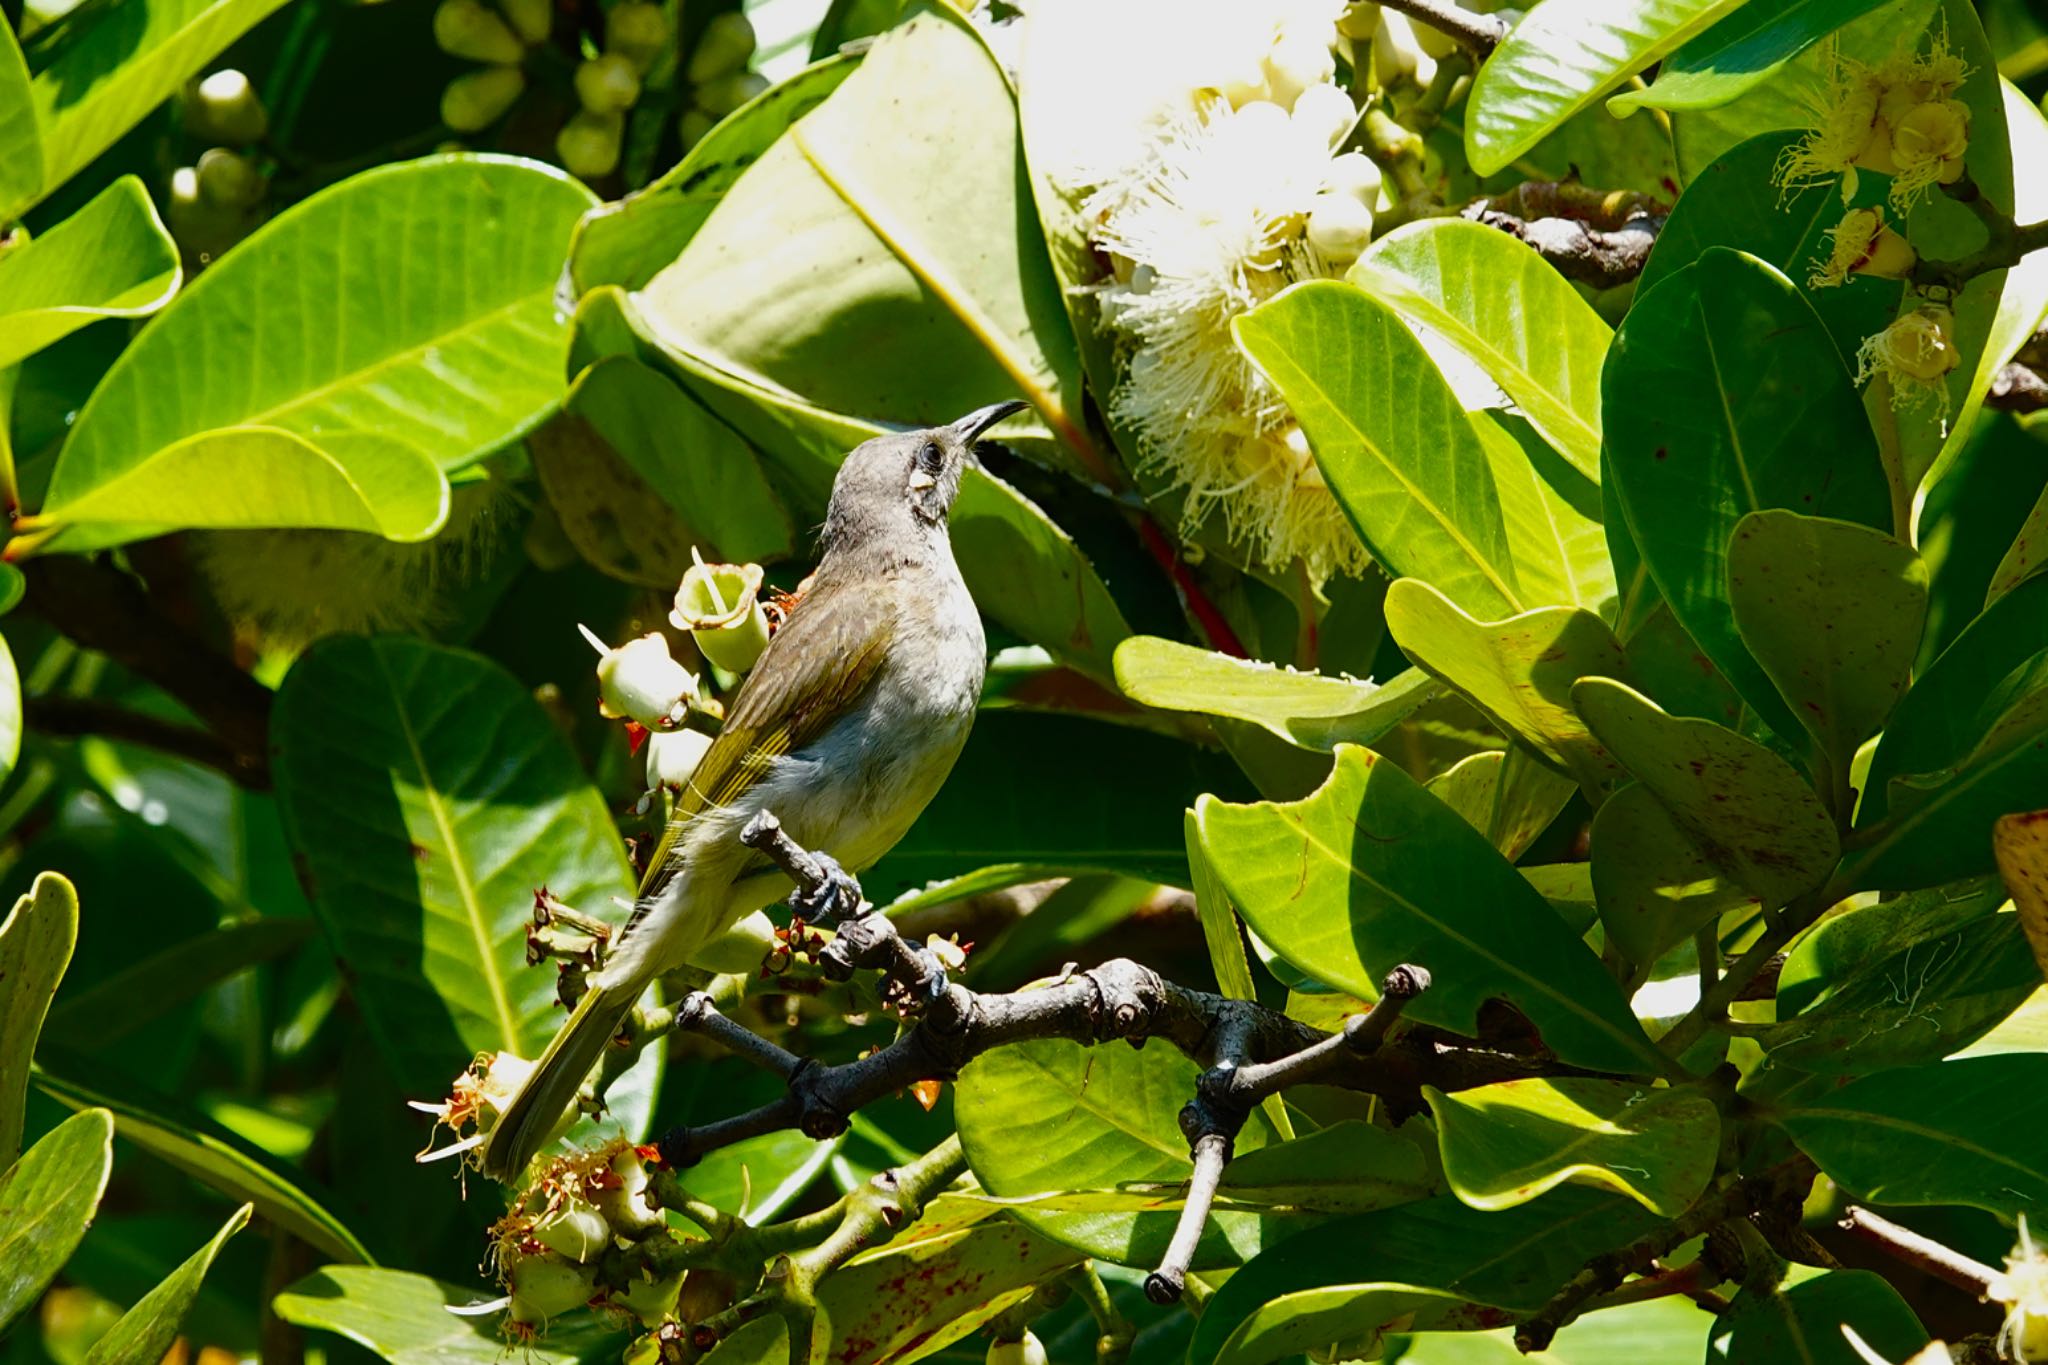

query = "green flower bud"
(434, 0), (525, 64)
(556, 109), (624, 179)
(196, 147), (267, 208)
(645, 725), (712, 791)
(986, 1332), (1048, 1365)
(498, 0), (551, 45)
(441, 65), (526, 132)
(581, 627), (697, 729)
(183, 69), (269, 144)
(1261, 31), (1335, 111)
(1323, 151), (1383, 207)
(1306, 190), (1374, 262)
(607, 1), (670, 67)
(671, 558), (770, 673)
(693, 70), (767, 117)
(685, 10), (756, 84)
(574, 53), (642, 113)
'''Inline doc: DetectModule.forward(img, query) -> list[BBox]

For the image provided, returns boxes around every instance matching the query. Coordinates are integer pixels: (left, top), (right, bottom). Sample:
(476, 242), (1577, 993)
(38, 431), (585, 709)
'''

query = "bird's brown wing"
(634, 574), (897, 900)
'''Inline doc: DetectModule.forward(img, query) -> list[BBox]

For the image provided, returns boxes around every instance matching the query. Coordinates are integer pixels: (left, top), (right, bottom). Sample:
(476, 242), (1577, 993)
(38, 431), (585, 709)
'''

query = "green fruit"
(507, 1253), (599, 1320)
(498, 0), (551, 45)
(196, 147), (267, 208)
(574, 53), (642, 114)
(612, 1270), (683, 1327)
(556, 109), (624, 179)
(441, 65), (526, 132)
(693, 70), (767, 117)
(434, 0), (525, 64)
(530, 1197), (611, 1261)
(608, 1), (669, 67)
(184, 68), (270, 144)
(684, 10), (755, 84)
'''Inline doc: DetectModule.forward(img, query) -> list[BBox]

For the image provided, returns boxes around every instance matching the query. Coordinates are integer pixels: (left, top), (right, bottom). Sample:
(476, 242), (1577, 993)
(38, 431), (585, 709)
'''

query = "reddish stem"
(1138, 518), (1247, 658)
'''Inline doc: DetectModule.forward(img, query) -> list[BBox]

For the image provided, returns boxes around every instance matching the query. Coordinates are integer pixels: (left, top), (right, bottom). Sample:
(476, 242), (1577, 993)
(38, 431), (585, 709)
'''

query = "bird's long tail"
(478, 977), (640, 1183)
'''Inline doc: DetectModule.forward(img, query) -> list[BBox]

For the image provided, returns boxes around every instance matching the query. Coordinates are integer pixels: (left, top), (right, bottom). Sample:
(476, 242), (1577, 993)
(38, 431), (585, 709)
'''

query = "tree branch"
(1462, 204), (1666, 289)
(1838, 1207), (1999, 1297)
(23, 696), (256, 786)
(1378, 0), (1509, 58)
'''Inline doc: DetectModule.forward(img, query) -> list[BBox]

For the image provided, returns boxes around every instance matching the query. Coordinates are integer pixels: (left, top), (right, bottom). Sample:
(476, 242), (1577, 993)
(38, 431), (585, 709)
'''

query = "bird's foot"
(790, 852), (863, 927)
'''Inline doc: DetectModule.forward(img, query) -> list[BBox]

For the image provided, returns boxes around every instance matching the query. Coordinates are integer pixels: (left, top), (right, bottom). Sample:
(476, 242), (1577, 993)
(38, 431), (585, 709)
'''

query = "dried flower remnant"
(1810, 207), (1917, 287)
(1775, 29), (1972, 214)
(411, 1050), (542, 1167)
(1991, 1217), (2048, 1362)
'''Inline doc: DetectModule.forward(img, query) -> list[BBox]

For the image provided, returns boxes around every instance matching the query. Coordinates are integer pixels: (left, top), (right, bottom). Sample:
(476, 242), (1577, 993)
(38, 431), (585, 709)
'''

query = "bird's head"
(821, 401), (1029, 554)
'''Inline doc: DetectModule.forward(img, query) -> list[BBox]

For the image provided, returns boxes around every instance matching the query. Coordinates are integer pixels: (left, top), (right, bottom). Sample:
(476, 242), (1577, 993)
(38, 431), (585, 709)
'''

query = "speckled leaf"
(271, 637), (657, 1150)
(0, 872), (73, 1168)
(1727, 510), (1927, 780)
(1573, 678), (1839, 905)
(0, 177), (179, 370)
(275, 1267), (623, 1363)
(1425, 749), (1578, 861)
(1994, 811), (2048, 983)
(1426, 1077), (1719, 1216)
(1385, 578), (1629, 796)
(1592, 783), (1755, 970)
(1197, 746), (1663, 1074)
(80, 1204), (249, 1365)
(1986, 474), (2048, 607)
(0, 1108), (112, 1334)
(1114, 636), (1437, 751)
(1710, 1270), (1929, 1365)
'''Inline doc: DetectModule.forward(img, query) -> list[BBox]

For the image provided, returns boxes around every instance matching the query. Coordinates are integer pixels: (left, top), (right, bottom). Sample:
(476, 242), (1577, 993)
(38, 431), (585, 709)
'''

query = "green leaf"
(1592, 783), (1755, 971)
(4, 0), (293, 222)
(630, 8), (1099, 481)
(80, 1204), (250, 1365)
(1236, 280), (1521, 618)
(270, 637), (656, 1139)
(1113, 636), (1437, 751)
(568, 55), (860, 294)
(0, 871), (76, 1167)
(1772, 1055), (2048, 1216)
(0, 1107), (113, 1333)
(33, 1059), (372, 1264)
(0, 17), (38, 224)
(1383, 578), (1629, 795)
(0, 177), (179, 370)
(955, 1035), (1284, 1267)
(274, 1266), (624, 1363)
(1349, 218), (1612, 481)
(1425, 748), (1578, 862)
(1775, 877), (2007, 1015)
(1610, 0), (1893, 114)
(1710, 1269), (1929, 1365)
(27, 156), (595, 555)
(1727, 510), (1927, 783)
(1602, 248), (1889, 746)
(561, 356), (792, 565)
(1986, 482), (2048, 606)
(1196, 746), (1664, 1074)
(1573, 678), (1839, 905)
(1465, 0), (1751, 176)
(1192, 1189), (1664, 1365)
(41, 917), (314, 1051)
(1472, 408), (1617, 614)
(1425, 1077), (1720, 1216)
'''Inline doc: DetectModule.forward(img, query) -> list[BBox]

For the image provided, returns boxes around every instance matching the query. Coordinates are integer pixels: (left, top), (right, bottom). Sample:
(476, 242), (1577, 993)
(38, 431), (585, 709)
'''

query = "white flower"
(1991, 1216), (2048, 1361)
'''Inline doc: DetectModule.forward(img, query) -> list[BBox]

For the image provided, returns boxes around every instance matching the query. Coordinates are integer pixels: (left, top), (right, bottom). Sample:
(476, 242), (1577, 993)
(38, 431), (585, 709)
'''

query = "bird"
(478, 399), (1026, 1182)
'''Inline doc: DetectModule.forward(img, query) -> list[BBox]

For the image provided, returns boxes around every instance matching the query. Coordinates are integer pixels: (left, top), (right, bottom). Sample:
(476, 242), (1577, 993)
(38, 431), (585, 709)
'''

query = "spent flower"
(1855, 302), (1961, 413)
(1810, 207), (1917, 287)
(1776, 29), (1972, 214)
(1990, 1216), (2048, 1361)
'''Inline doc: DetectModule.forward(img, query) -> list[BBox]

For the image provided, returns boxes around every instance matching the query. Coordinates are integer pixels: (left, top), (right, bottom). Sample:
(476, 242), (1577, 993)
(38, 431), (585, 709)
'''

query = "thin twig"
(1378, 0), (1509, 58)
(1839, 1207), (1999, 1297)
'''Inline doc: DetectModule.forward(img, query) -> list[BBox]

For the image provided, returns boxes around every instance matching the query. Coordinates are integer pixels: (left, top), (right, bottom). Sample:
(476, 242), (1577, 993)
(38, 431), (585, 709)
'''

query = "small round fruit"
(575, 53), (642, 113)
(434, 0), (525, 64)
(986, 1333), (1049, 1365)
(441, 65), (526, 132)
(556, 109), (624, 179)
(507, 1253), (598, 1320)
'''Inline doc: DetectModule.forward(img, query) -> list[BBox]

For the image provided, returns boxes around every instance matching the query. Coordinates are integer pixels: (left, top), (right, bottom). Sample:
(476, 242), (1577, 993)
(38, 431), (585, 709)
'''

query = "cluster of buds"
(433, 0), (547, 133)
(169, 71), (272, 266)
(1776, 30), (1972, 213)
(677, 12), (767, 152)
(556, 2), (672, 179)
(1855, 302), (1961, 412)
(487, 1140), (680, 1342)
(1809, 206), (1917, 287)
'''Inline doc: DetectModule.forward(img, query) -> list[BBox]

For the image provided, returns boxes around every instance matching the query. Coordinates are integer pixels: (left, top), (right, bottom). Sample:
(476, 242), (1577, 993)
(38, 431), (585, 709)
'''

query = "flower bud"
(441, 65), (526, 131)
(507, 1252), (599, 1320)
(1809, 207), (1916, 287)
(608, 2), (669, 66)
(1260, 32), (1336, 111)
(434, 0), (525, 63)
(184, 69), (269, 144)
(1337, 2), (1380, 38)
(1323, 151), (1383, 207)
(1282, 423), (1326, 490)
(1373, 11), (1435, 90)
(986, 1332), (1048, 1365)
(497, 0), (551, 45)
(693, 70), (768, 117)
(196, 147), (267, 207)
(580, 626), (697, 729)
(671, 558), (770, 674)
(685, 11), (756, 85)
(645, 725), (713, 792)
(1290, 82), (1356, 151)
(1306, 190), (1374, 262)
(575, 53), (642, 114)
(557, 109), (624, 179)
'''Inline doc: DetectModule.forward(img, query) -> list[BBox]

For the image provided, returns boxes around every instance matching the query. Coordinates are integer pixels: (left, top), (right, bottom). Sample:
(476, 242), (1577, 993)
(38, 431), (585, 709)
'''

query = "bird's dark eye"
(917, 441), (944, 474)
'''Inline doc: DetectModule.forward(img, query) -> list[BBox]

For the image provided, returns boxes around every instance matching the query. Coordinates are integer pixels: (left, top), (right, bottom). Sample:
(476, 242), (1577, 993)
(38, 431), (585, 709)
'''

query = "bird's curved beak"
(950, 399), (1031, 449)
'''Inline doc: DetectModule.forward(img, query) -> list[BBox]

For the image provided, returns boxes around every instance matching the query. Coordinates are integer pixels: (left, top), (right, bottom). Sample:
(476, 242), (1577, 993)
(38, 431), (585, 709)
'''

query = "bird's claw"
(790, 853), (863, 927)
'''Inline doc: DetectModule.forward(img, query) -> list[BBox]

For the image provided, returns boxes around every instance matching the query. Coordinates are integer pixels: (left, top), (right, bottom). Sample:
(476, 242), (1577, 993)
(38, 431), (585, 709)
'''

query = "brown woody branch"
(1462, 203), (1667, 289)
(1379, 0), (1510, 58)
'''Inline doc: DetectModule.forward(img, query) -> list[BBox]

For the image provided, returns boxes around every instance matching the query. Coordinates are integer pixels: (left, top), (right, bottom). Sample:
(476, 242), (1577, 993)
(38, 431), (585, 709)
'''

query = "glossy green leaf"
(1426, 1077), (1719, 1215)
(1465, 0), (1750, 175)
(1236, 280), (1521, 618)
(568, 55), (860, 294)
(27, 156), (595, 555)
(1113, 636), (1437, 751)
(1574, 678), (1838, 904)
(275, 1266), (624, 1363)
(558, 355), (793, 566)
(3, 0), (292, 222)
(1727, 510), (1926, 783)
(0, 1107), (113, 1333)
(1986, 482), (2048, 606)
(1349, 218), (1611, 479)
(1603, 249), (1889, 746)
(0, 177), (179, 370)
(1425, 748), (1577, 862)
(1592, 783), (1755, 971)
(1472, 408), (1618, 614)
(1710, 1269), (1929, 1365)
(80, 1204), (249, 1365)
(956, 1035), (1283, 1267)
(1611, 0), (1892, 113)
(1384, 578), (1630, 795)
(632, 8), (1098, 480)
(1192, 1188), (1665, 1365)
(271, 636), (657, 1145)
(0, 872), (75, 1168)
(42, 917), (314, 1051)
(34, 1060), (371, 1264)
(1197, 745), (1664, 1074)
(1775, 877), (2006, 1014)
(1773, 1054), (2048, 1215)
(0, 18), (37, 222)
